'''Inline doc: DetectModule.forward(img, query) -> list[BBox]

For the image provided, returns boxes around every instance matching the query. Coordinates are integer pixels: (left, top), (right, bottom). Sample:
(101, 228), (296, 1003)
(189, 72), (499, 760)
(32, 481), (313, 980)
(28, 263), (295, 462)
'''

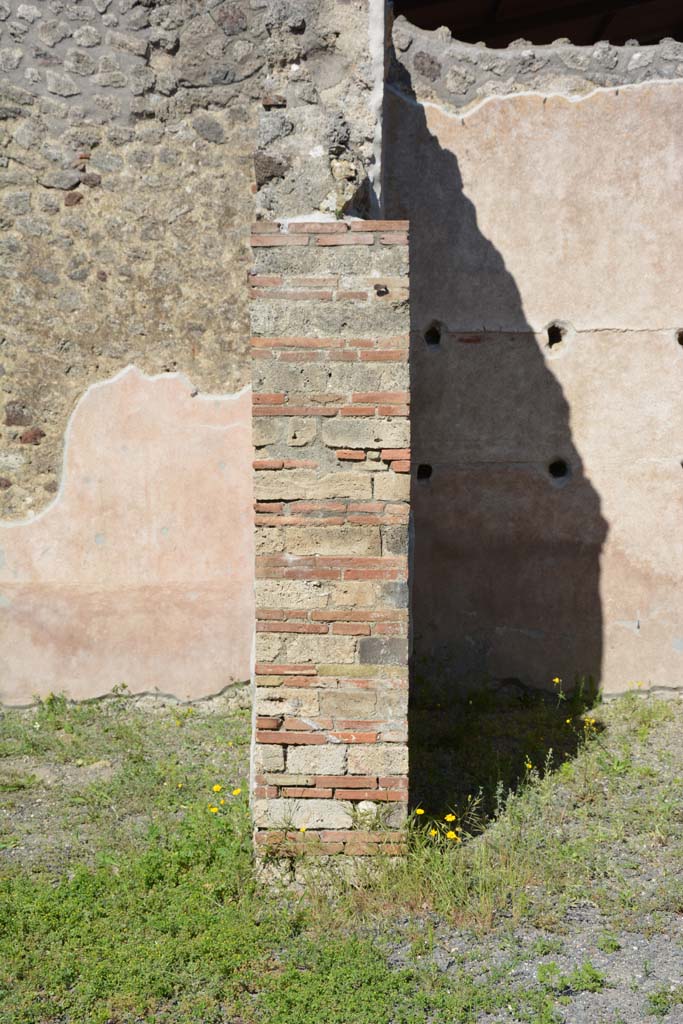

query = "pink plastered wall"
(0, 367), (254, 704)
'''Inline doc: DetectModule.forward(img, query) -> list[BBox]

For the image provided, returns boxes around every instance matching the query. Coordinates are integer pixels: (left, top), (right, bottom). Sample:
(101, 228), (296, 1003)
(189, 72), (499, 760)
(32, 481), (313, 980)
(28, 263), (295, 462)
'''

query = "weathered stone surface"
(0, 46), (22, 70)
(72, 25), (101, 47)
(358, 637), (409, 666)
(279, 634), (357, 664)
(283, 525), (381, 557)
(254, 744), (285, 772)
(45, 70), (80, 96)
(286, 745), (347, 775)
(38, 20), (71, 47)
(318, 689), (377, 717)
(0, 369), (254, 704)
(63, 49), (97, 77)
(38, 168), (81, 190)
(373, 472), (410, 501)
(254, 470), (373, 501)
(347, 743), (408, 776)
(256, 578), (327, 610)
(322, 418), (410, 450)
(192, 113), (224, 144)
(252, 798), (353, 829)
(4, 401), (31, 426)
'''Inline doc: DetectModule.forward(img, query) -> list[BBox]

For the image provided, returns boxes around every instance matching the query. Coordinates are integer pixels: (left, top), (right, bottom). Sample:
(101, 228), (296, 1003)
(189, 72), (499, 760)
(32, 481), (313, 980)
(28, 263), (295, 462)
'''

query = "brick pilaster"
(249, 220), (410, 856)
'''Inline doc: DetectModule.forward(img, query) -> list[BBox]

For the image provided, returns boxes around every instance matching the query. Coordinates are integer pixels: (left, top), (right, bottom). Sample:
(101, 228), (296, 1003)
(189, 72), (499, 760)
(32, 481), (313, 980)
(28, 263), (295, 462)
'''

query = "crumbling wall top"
(391, 14), (683, 112)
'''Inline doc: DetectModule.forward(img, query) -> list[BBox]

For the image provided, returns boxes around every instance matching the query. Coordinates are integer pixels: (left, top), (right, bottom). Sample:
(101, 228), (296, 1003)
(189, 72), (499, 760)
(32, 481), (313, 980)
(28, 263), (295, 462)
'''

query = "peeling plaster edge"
(1, 679), (252, 711)
(0, 365), (252, 531)
(387, 75), (683, 124)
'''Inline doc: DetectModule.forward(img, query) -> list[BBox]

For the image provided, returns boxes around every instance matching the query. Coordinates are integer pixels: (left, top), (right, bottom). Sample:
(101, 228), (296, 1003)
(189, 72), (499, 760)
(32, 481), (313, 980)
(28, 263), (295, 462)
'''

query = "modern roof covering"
(393, 0), (683, 48)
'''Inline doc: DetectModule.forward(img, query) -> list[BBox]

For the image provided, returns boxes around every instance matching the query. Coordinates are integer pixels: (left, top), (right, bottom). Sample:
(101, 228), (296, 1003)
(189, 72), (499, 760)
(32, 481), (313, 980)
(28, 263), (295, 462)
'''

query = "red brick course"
(251, 219), (409, 855)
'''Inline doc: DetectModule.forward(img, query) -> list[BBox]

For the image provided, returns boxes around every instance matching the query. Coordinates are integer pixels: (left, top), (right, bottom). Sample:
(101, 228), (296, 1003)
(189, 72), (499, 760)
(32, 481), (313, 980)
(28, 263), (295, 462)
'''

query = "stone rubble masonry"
(254, 0), (382, 219)
(0, 0), (378, 521)
(249, 219), (410, 856)
(390, 15), (683, 113)
(0, 0), (267, 520)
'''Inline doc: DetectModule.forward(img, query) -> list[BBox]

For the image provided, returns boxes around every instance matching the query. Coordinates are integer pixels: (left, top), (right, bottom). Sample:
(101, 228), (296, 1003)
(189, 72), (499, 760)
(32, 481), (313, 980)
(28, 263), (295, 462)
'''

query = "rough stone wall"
(385, 19), (683, 697)
(0, 0), (265, 520)
(0, 0), (388, 708)
(249, 219), (410, 854)
(0, 0), (381, 522)
(254, 0), (385, 219)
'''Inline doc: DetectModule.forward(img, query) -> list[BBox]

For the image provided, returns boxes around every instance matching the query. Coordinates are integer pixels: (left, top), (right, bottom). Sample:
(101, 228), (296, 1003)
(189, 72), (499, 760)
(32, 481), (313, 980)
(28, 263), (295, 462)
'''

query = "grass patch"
(0, 771), (38, 793)
(647, 985), (683, 1017)
(596, 932), (622, 953)
(1, 688), (682, 1023)
(408, 673), (599, 817)
(537, 959), (607, 995)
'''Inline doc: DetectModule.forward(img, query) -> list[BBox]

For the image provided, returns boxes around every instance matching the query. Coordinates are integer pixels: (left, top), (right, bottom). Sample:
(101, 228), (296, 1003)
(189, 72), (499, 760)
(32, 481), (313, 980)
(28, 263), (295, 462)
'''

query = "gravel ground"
(384, 905), (683, 1023)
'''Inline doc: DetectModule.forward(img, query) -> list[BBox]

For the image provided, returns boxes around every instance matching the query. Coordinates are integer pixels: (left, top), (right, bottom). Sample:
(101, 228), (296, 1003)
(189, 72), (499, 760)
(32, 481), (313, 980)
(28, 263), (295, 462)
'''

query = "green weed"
(596, 932), (622, 953)
(647, 985), (683, 1017)
(537, 959), (606, 995)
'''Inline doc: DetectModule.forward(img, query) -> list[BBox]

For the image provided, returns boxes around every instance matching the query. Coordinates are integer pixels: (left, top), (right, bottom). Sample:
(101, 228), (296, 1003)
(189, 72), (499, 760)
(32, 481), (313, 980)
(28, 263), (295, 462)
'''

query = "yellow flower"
(299, 826), (307, 833)
(232, 787), (242, 796)
(208, 806), (219, 814)
(175, 719), (181, 727)
(446, 831), (462, 842)
(552, 676), (561, 685)
(219, 798), (225, 805)
(415, 808), (425, 816)
(177, 783), (183, 789)
(212, 784), (222, 793)
(444, 813), (456, 822)
(524, 760), (532, 771)
(429, 828), (438, 837)
(565, 718), (572, 725)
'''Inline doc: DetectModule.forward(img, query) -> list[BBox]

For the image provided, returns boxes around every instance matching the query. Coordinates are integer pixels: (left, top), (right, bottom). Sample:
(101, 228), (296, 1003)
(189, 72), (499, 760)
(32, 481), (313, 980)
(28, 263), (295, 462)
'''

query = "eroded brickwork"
(249, 219), (410, 855)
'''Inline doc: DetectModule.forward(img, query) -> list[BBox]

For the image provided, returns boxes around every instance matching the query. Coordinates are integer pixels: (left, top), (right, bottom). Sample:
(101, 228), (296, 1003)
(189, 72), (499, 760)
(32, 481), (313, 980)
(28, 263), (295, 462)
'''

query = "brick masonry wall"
(249, 219), (410, 856)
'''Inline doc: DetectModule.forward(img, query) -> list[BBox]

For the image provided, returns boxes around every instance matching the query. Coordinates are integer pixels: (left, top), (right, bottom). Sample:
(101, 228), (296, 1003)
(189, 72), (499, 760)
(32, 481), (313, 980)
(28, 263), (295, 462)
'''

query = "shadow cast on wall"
(382, 63), (608, 810)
